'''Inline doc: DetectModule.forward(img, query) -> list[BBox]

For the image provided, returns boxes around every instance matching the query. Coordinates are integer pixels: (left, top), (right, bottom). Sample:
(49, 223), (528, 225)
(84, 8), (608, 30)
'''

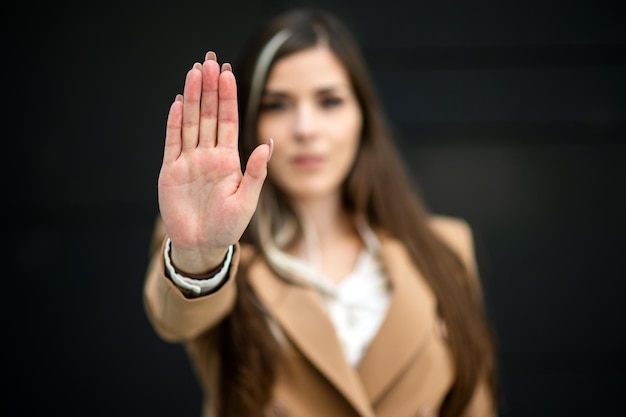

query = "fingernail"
(205, 51), (216, 61)
(266, 138), (274, 162)
(175, 94), (183, 102)
(221, 62), (232, 72)
(193, 62), (202, 70)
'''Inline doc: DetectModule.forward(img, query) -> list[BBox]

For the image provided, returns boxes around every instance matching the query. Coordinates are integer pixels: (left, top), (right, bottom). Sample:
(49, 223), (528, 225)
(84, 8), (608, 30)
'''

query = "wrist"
(164, 239), (234, 295)
(169, 243), (229, 277)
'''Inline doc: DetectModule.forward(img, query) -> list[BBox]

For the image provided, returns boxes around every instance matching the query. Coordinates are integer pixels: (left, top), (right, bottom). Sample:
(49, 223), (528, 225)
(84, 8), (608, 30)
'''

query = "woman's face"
(257, 45), (363, 202)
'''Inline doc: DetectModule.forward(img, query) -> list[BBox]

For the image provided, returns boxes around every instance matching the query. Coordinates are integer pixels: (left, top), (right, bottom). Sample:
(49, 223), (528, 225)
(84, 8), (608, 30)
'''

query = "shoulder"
(374, 214), (477, 271)
(427, 214), (477, 275)
(428, 214), (473, 248)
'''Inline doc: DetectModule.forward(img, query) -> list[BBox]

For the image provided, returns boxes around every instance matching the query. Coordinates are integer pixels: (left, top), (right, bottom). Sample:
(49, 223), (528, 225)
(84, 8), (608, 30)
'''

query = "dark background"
(5, 0), (625, 416)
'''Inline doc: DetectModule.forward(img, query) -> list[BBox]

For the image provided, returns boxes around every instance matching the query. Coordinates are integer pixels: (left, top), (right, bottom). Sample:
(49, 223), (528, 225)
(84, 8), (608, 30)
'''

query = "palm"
(159, 146), (244, 247)
(157, 55), (271, 270)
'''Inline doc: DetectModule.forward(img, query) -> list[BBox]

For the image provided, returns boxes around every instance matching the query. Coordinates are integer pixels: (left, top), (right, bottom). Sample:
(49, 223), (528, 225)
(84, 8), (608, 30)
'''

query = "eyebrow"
(262, 85), (350, 98)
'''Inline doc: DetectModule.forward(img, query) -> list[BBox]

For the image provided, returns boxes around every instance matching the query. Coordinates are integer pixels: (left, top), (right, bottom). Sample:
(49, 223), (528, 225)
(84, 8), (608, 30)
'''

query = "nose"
(293, 103), (317, 142)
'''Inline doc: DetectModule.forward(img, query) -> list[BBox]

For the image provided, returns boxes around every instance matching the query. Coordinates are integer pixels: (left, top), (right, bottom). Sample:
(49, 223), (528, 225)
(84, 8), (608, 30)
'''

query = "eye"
(320, 96), (343, 109)
(259, 100), (289, 112)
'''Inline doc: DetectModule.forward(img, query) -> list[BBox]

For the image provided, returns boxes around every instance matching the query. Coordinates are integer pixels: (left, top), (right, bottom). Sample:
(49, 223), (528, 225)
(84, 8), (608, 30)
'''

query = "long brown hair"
(219, 7), (498, 417)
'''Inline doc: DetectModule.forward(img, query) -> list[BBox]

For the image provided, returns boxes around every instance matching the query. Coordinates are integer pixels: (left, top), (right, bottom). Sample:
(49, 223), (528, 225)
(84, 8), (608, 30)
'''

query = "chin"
(284, 184), (340, 201)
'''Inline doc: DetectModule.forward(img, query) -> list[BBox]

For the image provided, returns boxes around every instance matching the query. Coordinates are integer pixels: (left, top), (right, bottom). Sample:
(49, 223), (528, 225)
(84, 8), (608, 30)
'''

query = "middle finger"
(198, 52), (221, 148)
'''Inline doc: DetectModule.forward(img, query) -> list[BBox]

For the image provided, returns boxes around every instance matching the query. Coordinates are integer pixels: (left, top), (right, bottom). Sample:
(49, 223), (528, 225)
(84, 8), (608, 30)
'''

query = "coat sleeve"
(429, 216), (496, 417)
(142, 216), (241, 342)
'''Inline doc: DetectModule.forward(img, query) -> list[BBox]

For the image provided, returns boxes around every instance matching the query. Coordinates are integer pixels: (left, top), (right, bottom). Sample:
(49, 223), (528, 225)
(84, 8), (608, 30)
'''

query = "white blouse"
(164, 225), (391, 367)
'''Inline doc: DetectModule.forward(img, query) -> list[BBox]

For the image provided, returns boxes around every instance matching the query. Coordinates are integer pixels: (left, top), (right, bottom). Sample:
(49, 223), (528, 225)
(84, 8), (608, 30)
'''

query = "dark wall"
(5, 0), (625, 416)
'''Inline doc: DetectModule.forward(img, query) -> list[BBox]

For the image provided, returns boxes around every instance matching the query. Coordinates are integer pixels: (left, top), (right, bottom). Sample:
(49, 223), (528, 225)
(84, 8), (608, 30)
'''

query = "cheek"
(263, 134), (290, 177)
(257, 114), (288, 145)
(340, 137), (361, 173)
(256, 117), (270, 144)
(338, 111), (363, 158)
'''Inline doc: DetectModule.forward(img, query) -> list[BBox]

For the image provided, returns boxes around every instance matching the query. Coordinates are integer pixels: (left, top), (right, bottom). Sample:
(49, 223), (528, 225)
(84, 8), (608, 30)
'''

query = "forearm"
(143, 237), (240, 342)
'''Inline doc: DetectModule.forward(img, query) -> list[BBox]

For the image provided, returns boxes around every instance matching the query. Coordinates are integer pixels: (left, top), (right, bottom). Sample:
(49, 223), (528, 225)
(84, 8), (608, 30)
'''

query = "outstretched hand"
(158, 51), (273, 274)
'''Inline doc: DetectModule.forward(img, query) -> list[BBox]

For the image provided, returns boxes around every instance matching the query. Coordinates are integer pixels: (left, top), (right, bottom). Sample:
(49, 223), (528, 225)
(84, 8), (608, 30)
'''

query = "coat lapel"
(357, 233), (438, 405)
(248, 258), (375, 417)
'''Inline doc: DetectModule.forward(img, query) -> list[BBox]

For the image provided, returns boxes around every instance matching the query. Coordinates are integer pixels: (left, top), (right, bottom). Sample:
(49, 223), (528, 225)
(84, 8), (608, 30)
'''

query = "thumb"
(238, 139), (273, 208)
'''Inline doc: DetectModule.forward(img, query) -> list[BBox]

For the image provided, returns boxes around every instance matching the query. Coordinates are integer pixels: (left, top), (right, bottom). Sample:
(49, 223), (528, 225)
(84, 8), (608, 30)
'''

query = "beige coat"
(143, 215), (494, 417)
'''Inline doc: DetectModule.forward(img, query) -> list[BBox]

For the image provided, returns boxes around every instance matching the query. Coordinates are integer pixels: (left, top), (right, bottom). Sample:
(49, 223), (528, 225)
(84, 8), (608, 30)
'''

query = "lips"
(291, 154), (324, 168)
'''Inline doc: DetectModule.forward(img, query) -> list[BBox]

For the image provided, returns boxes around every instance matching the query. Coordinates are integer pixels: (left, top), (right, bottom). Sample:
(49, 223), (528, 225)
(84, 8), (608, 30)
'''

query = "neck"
(291, 194), (364, 283)
(292, 193), (352, 246)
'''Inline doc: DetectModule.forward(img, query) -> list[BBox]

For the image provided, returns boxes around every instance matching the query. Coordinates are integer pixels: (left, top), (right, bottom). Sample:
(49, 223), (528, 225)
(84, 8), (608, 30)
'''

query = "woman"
(144, 7), (498, 417)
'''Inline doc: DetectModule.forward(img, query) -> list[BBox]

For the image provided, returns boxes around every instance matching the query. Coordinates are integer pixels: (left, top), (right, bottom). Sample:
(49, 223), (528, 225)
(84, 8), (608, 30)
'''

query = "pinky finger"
(163, 94), (184, 164)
